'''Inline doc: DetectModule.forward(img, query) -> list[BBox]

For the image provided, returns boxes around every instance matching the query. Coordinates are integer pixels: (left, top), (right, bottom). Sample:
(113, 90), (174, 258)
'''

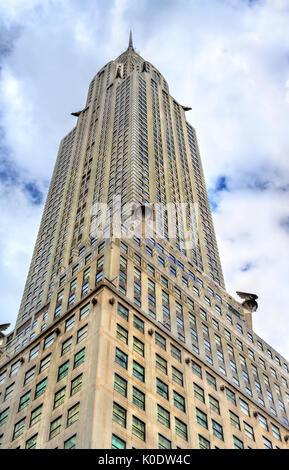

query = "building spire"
(128, 30), (134, 50)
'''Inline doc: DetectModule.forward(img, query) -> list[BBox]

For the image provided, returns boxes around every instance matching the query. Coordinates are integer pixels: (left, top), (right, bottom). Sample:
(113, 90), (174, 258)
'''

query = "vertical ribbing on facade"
(128, 71), (139, 209)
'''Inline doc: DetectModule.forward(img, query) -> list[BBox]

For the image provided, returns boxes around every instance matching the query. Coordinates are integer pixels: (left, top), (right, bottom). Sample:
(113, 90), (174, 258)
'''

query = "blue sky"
(0, 0), (289, 359)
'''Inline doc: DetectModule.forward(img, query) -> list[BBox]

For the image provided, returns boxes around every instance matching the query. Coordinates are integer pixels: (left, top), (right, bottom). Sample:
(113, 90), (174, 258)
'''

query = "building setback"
(0, 34), (289, 450)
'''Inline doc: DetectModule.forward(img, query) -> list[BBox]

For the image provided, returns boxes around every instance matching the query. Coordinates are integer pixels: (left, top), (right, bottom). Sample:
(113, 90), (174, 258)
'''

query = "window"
(281, 376), (288, 388)
(95, 270), (103, 283)
(24, 367), (36, 385)
(175, 417), (187, 440)
(224, 329), (231, 341)
(193, 286), (199, 296)
(49, 416), (62, 439)
(58, 361), (69, 381)
(83, 267), (90, 281)
(248, 349), (255, 361)
(74, 348), (85, 368)
(173, 391), (185, 412)
(270, 367), (277, 379)
(266, 390), (273, 402)
(209, 395), (220, 414)
(116, 324), (128, 344)
(236, 323), (243, 334)
(44, 332), (55, 349)
(245, 386), (252, 397)
(232, 376), (240, 386)
(157, 405), (170, 428)
(19, 390), (31, 411)
(133, 387), (145, 410)
(54, 387), (66, 409)
(199, 434), (210, 449)
(35, 377), (47, 398)
(114, 374), (127, 397)
(81, 282), (89, 295)
(219, 365), (226, 375)
(225, 388), (236, 406)
(133, 315), (144, 333)
(242, 370), (250, 383)
(244, 422), (255, 440)
(258, 414), (268, 431)
(62, 337), (73, 355)
(133, 361), (145, 382)
(77, 325), (88, 343)
(113, 402), (126, 428)
(115, 348), (128, 369)
(39, 354), (51, 373)
(30, 404), (43, 427)
(64, 434), (76, 449)
(68, 293), (75, 306)
(212, 420), (223, 440)
(233, 435), (244, 449)
(13, 417), (26, 440)
(158, 434), (171, 449)
(97, 256), (104, 268)
(156, 378), (168, 400)
(192, 360), (202, 378)
(271, 423), (281, 441)
(134, 267), (141, 280)
(25, 434), (38, 449)
(156, 354), (167, 374)
(255, 380), (261, 393)
(215, 305), (222, 315)
(133, 337), (144, 357)
(206, 372), (217, 390)
(217, 350), (224, 362)
(117, 303), (129, 321)
(132, 416), (145, 441)
(236, 339), (243, 351)
(10, 361), (20, 377)
(229, 410), (240, 429)
(57, 289), (64, 303)
(191, 327), (198, 342)
(0, 370), (6, 385)
(0, 408), (9, 427)
(67, 403), (80, 427)
(155, 332), (166, 350)
(196, 408), (207, 428)
(194, 383), (205, 403)
(263, 436), (273, 449)
(259, 358), (266, 370)
(111, 434), (126, 449)
(170, 344), (181, 362)
(65, 316), (75, 332)
(239, 398), (250, 416)
(29, 344), (40, 361)
(172, 367), (183, 386)
(71, 374), (83, 396)
(257, 340), (263, 351)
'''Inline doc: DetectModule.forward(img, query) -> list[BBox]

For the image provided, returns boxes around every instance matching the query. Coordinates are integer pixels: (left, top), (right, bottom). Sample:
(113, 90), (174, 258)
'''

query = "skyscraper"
(0, 34), (288, 450)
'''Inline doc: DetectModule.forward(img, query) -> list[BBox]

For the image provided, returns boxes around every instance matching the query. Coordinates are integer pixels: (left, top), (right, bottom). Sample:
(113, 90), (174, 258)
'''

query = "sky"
(0, 0), (289, 359)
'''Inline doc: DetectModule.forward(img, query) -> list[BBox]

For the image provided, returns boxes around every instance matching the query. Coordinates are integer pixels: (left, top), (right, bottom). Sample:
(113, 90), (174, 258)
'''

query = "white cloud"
(0, 0), (289, 361)
(286, 79), (289, 103)
(0, 182), (43, 328)
(214, 188), (289, 356)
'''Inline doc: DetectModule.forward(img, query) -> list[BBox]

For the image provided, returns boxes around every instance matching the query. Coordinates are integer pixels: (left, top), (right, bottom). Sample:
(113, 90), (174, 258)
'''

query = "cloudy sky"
(0, 0), (289, 359)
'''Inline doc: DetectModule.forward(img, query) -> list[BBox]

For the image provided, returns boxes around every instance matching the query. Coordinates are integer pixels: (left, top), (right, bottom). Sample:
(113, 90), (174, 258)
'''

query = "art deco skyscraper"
(0, 34), (288, 450)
